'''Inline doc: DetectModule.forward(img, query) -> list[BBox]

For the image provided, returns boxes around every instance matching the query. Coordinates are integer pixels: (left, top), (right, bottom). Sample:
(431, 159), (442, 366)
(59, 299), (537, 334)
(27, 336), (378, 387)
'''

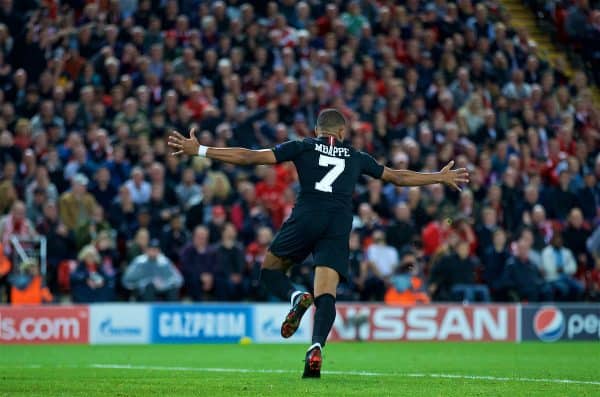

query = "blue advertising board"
(521, 304), (600, 342)
(151, 304), (253, 343)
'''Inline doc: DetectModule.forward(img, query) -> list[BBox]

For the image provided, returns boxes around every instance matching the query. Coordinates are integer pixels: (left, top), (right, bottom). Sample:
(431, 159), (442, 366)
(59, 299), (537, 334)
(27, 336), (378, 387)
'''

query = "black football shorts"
(269, 207), (352, 280)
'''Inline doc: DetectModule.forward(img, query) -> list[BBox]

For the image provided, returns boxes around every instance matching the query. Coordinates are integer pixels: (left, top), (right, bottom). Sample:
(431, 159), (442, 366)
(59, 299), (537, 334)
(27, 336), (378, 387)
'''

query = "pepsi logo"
(533, 306), (565, 342)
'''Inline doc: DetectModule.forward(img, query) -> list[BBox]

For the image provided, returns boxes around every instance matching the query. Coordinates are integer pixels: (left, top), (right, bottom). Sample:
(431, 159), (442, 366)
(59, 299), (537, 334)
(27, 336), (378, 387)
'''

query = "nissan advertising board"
(521, 304), (600, 342)
(328, 304), (518, 342)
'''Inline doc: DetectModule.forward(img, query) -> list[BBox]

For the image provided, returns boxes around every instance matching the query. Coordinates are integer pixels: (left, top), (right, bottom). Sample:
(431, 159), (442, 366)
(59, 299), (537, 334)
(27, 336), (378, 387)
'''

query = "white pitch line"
(89, 364), (600, 386)
(90, 364), (384, 377)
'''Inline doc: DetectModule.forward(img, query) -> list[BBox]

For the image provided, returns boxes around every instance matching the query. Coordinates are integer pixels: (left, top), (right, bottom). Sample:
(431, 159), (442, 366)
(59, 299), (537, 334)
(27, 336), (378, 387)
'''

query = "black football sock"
(259, 268), (296, 302)
(311, 293), (336, 347)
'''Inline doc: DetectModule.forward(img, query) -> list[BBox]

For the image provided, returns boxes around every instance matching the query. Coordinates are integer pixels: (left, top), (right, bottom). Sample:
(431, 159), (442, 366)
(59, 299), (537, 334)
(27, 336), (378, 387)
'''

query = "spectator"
(70, 245), (116, 303)
(385, 202), (415, 256)
(89, 167), (117, 213)
(109, 186), (138, 240)
(148, 162), (177, 207)
(75, 206), (112, 250)
(215, 223), (246, 301)
(384, 250), (430, 305)
(179, 226), (217, 301)
(125, 167), (151, 205)
(207, 205), (228, 244)
(577, 170), (599, 222)
(565, 0), (590, 43)
(25, 167), (58, 209)
(113, 98), (150, 137)
(246, 226), (274, 297)
(122, 238), (183, 302)
(366, 230), (399, 281)
(160, 214), (189, 264)
(36, 201), (75, 292)
(503, 238), (552, 302)
(0, 201), (37, 256)
(146, 185), (173, 237)
(337, 231), (367, 301)
(428, 240), (485, 302)
(354, 203), (383, 242)
(356, 178), (392, 219)
(127, 228), (150, 263)
(502, 69), (532, 101)
(341, 0), (368, 37)
(255, 167), (286, 228)
(0, 178), (17, 216)
(563, 208), (592, 267)
(58, 173), (98, 232)
(421, 211), (452, 257)
(540, 233), (584, 300)
(26, 187), (47, 225)
(175, 167), (201, 209)
(9, 259), (52, 305)
(483, 228), (511, 300)
(476, 207), (498, 257)
(548, 170), (577, 220)
(530, 204), (553, 252)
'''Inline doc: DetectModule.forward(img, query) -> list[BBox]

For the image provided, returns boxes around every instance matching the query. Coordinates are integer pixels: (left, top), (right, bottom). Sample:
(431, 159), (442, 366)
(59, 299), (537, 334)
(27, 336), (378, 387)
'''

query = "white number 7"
(315, 155), (345, 193)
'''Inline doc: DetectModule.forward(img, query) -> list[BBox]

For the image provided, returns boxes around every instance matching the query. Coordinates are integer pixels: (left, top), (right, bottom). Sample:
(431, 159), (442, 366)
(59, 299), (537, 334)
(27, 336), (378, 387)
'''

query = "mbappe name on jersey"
(314, 143), (351, 158)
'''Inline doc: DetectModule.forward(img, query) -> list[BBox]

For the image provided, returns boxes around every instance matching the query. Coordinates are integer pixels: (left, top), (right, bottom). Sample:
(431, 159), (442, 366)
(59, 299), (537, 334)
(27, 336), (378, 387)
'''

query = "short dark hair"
(316, 108), (346, 132)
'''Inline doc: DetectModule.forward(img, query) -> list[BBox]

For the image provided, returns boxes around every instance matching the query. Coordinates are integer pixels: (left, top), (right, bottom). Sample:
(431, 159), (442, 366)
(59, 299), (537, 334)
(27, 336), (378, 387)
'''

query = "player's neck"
(317, 132), (340, 141)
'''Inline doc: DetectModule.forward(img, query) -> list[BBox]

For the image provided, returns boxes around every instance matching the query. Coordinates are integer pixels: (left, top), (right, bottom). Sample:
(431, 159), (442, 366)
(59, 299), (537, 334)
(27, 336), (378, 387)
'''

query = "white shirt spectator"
(540, 245), (576, 282)
(125, 179), (151, 205)
(367, 241), (399, 278)
(122, 252), (183, 292)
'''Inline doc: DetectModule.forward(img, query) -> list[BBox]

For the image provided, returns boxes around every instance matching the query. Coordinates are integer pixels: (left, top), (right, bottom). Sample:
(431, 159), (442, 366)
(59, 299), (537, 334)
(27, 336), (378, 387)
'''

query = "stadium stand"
(0, 0), (599, 304)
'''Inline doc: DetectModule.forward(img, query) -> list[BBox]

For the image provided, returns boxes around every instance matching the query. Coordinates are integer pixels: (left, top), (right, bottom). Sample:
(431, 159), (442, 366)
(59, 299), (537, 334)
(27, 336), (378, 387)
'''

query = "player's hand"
(440, 161), (469, 191)
(168, 128), (200, 156)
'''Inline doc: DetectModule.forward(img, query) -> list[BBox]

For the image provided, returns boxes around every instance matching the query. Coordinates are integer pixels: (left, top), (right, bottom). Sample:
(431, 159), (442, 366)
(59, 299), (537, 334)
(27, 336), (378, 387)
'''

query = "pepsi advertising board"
(521, 305), (600, 342)
(151, 304), (253, 343)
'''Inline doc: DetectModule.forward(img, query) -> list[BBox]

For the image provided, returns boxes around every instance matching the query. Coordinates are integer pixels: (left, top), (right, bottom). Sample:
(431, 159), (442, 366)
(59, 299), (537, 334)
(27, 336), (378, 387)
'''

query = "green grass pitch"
(1, 343), (599, 396)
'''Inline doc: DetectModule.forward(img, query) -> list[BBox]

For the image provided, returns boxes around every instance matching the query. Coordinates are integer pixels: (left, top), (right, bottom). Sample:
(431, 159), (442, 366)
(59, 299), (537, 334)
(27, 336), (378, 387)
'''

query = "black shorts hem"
(313, 263), (348, 282)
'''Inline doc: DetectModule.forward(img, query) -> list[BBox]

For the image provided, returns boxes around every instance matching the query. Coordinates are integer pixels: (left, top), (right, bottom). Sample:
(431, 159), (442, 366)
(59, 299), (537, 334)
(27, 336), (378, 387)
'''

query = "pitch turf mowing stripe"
(85, 364), (600, 386)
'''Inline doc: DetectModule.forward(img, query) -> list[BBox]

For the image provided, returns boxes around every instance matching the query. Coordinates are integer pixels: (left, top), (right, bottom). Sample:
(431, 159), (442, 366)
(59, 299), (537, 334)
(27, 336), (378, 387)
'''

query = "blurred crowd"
(526, 0), (600, 86)
(0, 0), (599, 305)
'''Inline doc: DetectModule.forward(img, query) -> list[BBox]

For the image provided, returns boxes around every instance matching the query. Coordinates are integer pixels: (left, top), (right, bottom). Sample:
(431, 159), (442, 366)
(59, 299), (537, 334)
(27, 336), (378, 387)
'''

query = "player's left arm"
(381, 161), (469, 191)
(168, 128), (277, 165)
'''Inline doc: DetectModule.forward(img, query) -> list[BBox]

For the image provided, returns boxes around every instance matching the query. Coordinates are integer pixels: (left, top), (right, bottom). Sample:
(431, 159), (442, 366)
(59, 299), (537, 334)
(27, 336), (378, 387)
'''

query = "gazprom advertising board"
(151, 304), (253, 343)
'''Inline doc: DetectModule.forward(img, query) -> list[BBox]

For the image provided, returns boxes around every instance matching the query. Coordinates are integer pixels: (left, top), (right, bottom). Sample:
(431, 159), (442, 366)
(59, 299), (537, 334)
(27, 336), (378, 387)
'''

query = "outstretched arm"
(381, 161), (469, 191)
(167, 128), (276, 165)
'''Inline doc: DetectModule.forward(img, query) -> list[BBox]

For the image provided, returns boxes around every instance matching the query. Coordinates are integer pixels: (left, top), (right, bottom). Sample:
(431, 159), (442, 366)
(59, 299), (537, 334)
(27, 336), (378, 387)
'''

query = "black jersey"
(271, 136), (384, 212)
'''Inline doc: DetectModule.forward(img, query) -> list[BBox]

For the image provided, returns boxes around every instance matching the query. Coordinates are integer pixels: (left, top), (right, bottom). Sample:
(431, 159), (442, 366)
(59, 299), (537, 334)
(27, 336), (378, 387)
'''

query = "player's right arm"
(168, 128), (277, 165)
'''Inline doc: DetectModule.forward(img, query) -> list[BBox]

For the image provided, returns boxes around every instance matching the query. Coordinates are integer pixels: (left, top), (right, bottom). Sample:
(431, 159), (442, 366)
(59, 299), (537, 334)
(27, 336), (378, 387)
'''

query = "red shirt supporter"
(185, 85), (208, 120)
(275, 163), (297, 186)
(256, 168), (287, 228)
(422, 220), (451, 257)
(316, 4), (338, 36)
(245, 227), (273, 270)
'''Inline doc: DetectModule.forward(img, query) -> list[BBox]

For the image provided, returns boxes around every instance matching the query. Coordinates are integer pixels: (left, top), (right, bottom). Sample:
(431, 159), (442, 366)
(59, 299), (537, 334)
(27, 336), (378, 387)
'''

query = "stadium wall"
(0, 303), (597, 344)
